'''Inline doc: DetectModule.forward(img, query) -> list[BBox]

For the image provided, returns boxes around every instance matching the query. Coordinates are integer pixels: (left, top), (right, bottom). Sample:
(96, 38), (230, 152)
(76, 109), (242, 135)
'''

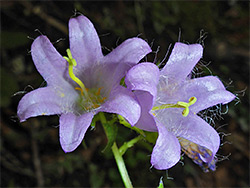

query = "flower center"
(63, 49), (106, 111)
(152, 97), (197, 117)
(78, 87), (107, 111)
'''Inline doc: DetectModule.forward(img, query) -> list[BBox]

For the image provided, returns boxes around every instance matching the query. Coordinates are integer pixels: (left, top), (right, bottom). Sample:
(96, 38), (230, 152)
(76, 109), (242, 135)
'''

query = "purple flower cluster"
(18, 15), (235, 170)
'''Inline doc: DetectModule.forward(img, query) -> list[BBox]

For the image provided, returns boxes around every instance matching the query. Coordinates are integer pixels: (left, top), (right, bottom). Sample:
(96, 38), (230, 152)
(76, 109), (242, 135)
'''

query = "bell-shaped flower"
(125, 42), (235, 170)
(17, 15), (151, 152)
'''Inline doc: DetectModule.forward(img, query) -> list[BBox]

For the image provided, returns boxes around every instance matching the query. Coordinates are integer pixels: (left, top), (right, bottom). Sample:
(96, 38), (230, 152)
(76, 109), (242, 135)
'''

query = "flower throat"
(63, 49), (106, 111)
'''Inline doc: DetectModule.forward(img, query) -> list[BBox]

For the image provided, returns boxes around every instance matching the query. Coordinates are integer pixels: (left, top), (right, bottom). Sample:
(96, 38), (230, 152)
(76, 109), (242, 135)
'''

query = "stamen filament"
(75, 87), (84, 96)
(96, 88), (102, 96)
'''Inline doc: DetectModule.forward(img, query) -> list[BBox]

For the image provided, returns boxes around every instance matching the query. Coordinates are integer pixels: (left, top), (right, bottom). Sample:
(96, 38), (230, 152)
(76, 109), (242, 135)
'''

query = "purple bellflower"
(17, 15), (151, 152)
(125, 42), (235, 171)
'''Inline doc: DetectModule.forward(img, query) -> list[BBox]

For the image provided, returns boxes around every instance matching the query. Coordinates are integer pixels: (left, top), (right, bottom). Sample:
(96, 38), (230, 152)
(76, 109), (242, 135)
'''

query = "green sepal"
(180, 155), (184, 161)
(157, 177), (164, 188)
(118, 115), (158, 145)
(119, 77), (126, 87)
(90, 114), (100, 128)
(102, 119), (118, 153)
(155, 60), (161, 66)
(118, 115), (145, 136)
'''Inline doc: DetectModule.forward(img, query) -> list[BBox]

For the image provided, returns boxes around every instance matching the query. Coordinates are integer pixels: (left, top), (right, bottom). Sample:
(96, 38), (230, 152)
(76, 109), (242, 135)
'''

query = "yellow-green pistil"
(152, 97), (197, 117)
(63, 49), (106, 111)
(63, 49), (89, 99)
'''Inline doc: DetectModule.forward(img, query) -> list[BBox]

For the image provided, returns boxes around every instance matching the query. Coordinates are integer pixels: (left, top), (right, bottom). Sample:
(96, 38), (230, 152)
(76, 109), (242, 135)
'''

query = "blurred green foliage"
(1, 1), (249, 187)
(1, 31), (29, 49)
(0, 67), (18, 107)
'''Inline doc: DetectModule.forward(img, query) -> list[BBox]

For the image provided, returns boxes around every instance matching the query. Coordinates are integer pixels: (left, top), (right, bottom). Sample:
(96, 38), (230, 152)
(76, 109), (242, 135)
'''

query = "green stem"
(99, 113), (133, 188)
(119, 135), (143, 156)
(112, 142), (133, 188)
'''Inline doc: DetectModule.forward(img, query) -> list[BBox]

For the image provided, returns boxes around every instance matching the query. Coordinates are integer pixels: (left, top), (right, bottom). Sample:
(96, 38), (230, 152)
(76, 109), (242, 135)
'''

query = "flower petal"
(102, 38), (151, 66)
(180, 114), (220, 162)
(134, 91), (157, 132)
(31, 36), (67, 86)
(59, 112), (94, 152)
(125, 62), (159, 102)
(84, 62), (136, 94)
(151, 122), (181, 170)
(17, 87), (65, 122)
(99, 86), (140, 126)
(161, 42), (203, 83)
(69, 15), (103, 70)
(156, 109), (220, 163)
(181, 76), (236, 113)
(19, 103), (62, 122)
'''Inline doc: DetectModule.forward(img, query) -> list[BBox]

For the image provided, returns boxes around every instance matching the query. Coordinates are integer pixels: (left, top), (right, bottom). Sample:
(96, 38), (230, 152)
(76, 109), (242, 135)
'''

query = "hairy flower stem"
(99, 113), (133, 188)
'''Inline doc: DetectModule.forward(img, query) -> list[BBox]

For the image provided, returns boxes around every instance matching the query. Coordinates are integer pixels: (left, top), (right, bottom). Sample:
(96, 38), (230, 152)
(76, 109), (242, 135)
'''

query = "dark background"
(1, 1), (249, 187)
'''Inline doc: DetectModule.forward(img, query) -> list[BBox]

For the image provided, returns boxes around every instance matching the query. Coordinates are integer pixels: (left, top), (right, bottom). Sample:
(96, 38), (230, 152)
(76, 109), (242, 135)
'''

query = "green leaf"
(102, 120), (118, 153)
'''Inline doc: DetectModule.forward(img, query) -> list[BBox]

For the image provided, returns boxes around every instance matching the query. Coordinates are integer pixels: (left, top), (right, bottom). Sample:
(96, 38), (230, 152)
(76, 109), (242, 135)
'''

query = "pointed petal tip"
(31, 35), (49, 48)
(18, 117), (26, 123)
(161, 42), (203, 83)
(222, 91), (236, 104)
(69, 14), (92, 30)
(151, 154), (180, 170)
(61, 143), (77, 153)
(69, 14), (88, 22)
(130, 37), (152, 56)
(102, 37), (151, 69)
(175, 42), (203, 53)
(120, 37), (152, 57)
(59, 113), (94, 153)
(68, 14), (103, 69)
(151, 124), (181, 170)
(63, 150), (68, 154)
